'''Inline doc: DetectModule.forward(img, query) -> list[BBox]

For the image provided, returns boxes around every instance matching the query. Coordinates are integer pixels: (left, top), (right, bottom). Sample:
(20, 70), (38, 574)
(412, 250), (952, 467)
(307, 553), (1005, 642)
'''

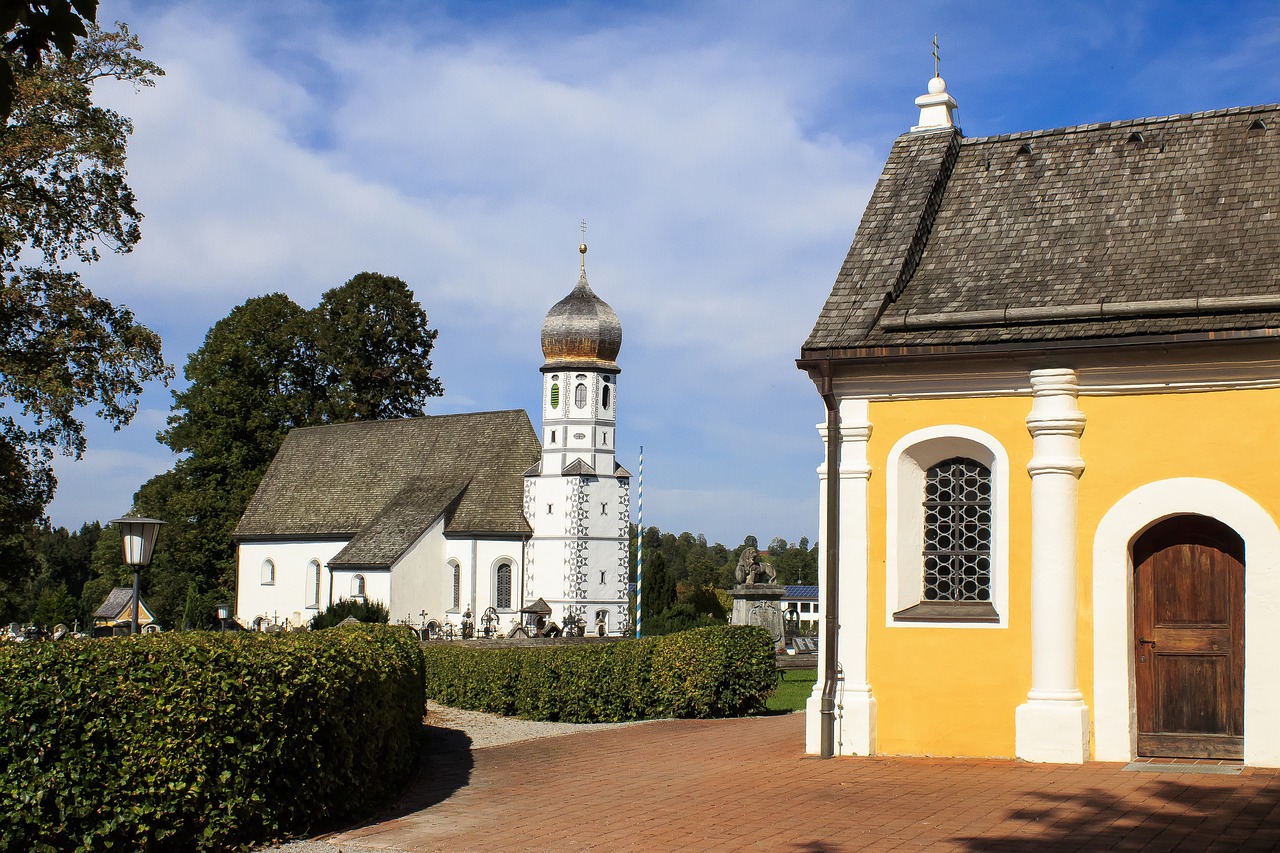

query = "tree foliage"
(630, 525), (818, 635)
(0, 21), (167, 532)
(0, 519), (98, 625)
(310, 597), (390, 630)
(0, 1), (99, 119)
(313, 272), (443, 421)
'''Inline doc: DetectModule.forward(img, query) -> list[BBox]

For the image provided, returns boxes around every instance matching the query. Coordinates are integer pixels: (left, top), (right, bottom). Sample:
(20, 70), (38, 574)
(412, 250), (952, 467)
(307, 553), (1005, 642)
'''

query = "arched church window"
(351, 574), (366, 599)
(451, 563), (461, 611)
(602, 383), (611, 410)
(496, 563), (512, 609)
(922, 457), (993, 602)
(306, 560), (321, 609)
(550, 383), (560, 409)
(575, 383), (587, 409)
(261, 559), (275, 585)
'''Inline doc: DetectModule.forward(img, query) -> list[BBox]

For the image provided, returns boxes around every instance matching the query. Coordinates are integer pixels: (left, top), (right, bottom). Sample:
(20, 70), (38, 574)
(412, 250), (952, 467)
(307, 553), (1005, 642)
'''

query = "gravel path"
(259, 702), (656, 852)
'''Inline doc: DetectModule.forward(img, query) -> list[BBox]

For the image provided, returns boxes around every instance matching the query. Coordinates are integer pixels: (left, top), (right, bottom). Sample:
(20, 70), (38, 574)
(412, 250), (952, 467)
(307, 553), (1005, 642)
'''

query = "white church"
(233, 245), (632, 635)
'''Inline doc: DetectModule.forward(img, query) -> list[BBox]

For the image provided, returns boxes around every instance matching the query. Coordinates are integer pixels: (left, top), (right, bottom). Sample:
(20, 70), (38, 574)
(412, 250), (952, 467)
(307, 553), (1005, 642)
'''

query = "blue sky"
(47, 0), (1280, 546)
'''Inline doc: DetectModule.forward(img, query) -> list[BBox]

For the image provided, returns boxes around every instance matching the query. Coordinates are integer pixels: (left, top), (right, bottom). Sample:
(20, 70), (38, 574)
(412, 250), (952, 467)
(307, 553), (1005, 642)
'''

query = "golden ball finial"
(579, 243), (587, 255)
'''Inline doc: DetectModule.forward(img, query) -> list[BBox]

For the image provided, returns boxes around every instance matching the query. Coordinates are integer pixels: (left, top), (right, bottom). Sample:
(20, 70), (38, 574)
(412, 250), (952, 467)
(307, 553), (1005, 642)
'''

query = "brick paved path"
(327, 713), (1280, 852)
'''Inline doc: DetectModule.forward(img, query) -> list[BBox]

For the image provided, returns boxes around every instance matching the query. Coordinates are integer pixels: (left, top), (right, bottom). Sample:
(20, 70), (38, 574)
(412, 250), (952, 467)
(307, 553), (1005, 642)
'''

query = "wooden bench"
(776, 653), (818, 673)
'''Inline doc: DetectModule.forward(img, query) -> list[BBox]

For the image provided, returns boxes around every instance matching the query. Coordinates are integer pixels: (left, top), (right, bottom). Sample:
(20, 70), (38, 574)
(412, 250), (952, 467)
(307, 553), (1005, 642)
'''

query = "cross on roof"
(932, 34), (940, 78)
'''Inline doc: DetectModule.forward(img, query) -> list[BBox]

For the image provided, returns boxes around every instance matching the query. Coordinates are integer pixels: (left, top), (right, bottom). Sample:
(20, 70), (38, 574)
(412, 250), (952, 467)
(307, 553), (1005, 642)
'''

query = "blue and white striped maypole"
(635, 444), (643, 638)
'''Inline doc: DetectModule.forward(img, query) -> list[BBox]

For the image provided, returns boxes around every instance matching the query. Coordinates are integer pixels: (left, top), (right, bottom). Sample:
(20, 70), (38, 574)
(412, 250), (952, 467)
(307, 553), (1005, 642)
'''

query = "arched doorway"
(1133, 514), (1244, 759)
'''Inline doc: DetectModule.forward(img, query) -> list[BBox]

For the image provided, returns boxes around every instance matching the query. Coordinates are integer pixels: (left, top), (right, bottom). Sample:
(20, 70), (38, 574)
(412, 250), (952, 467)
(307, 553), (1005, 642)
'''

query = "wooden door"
(1133, 515), (1244, 759)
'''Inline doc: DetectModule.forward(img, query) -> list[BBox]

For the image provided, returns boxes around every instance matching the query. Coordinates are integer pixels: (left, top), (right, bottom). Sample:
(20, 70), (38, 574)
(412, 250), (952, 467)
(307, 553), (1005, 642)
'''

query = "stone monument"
(729, 547), (785, 652)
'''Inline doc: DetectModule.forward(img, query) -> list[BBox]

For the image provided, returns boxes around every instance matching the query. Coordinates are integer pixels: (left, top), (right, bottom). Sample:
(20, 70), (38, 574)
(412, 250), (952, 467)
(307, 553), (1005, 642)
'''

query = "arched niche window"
(305, 560), (321, 609)
(574, 383), (588, 409)
(261, 559), (275, 585)
(550, 382), (560, 409)
(450, 561), (461, 612)
(351, 574), (366, 599)
(602, 383), (612, 410)
(887, 427), (1007, 626)
(495, 562), (512, 610)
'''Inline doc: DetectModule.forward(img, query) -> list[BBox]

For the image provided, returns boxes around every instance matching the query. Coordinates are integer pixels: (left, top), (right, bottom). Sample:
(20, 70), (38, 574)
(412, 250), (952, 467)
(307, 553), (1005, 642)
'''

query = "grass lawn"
(767, 668), (817, 712)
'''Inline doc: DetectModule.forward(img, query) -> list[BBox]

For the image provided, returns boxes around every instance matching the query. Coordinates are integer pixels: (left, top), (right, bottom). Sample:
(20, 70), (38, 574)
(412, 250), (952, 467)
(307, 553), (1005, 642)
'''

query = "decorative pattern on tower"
(540, 244), (623, 371)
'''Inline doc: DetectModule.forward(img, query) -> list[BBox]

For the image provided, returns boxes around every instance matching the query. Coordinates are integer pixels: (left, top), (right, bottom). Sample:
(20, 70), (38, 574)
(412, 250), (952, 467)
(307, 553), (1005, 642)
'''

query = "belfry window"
(602, 383), (611, 410)
(922, 457), (993, 602)
(550, 383), (560, 409)
(575, 383), (587, 409)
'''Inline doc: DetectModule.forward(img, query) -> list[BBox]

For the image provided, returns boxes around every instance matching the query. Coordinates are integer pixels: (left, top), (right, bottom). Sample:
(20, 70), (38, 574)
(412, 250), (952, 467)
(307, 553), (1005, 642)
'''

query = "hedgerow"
(0, 624), (424, 852)
(421, 625), (776, 722)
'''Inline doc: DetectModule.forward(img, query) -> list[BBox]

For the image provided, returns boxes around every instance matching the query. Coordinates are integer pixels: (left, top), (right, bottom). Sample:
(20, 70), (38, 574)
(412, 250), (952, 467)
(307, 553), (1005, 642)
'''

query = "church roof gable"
(235, 410), (540, 551)
(804, 103), (1280, 353)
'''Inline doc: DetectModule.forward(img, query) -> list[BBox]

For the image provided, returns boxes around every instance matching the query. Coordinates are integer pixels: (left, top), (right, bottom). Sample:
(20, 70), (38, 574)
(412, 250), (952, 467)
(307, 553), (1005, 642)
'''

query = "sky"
(44, 0), (1280, 547)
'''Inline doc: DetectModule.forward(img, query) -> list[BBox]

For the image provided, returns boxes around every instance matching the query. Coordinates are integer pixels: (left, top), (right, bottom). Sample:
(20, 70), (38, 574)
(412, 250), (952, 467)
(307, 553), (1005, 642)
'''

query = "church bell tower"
(523, 242), (631, 634)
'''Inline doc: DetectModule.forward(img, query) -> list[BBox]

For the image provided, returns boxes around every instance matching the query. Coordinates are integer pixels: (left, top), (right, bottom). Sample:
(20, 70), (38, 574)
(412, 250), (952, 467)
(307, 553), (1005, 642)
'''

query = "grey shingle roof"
(804, 104), (1280, 353)
(235, 411), (540, 568)
(93, 587), (153, 621)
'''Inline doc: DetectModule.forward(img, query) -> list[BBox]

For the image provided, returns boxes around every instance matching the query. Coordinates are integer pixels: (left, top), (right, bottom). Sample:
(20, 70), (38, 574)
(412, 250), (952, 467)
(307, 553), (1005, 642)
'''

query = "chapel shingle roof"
(803, 103), (1280, 354)
(234, 411), (540, 568)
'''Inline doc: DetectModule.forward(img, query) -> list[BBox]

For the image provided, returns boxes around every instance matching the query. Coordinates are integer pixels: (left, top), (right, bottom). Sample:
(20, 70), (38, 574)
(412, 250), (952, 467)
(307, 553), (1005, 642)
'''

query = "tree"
(312, 272), (443, 421)
(0, 1), (99, 120)
(0, 21), (167, 533)
(31, 579), (75, 627)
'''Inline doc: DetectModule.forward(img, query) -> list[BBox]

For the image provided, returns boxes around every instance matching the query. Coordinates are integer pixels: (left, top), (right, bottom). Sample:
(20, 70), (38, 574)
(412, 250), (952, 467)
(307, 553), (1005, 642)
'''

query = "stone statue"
(734, 546), (777, 585)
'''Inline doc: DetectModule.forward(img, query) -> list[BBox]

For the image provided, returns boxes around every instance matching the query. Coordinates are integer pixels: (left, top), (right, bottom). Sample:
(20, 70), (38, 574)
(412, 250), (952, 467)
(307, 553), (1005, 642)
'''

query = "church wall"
(1078, 386), (1280, 764)
(389, 518), (448, 626)
(832, 379), (1280, 762)
(235, 539), (347, 629)
(863, 395), (1033, 758)
(329, 567), (391, 610)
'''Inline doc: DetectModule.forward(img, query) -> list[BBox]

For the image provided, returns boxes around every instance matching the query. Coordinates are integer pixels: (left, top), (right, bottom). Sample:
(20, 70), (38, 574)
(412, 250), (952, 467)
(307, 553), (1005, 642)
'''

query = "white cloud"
(47, 444), (178, 526)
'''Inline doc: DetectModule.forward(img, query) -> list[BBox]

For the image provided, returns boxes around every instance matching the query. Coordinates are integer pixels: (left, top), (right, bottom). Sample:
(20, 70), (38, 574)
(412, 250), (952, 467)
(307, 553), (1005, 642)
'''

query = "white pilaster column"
(807, 398), (876, 756)
(1015, 368), (1089, 763)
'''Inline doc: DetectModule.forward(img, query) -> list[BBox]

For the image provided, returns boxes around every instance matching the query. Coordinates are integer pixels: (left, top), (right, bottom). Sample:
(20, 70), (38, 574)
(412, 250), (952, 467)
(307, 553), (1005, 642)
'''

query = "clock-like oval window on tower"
(602, 383), (611, 410)
(575, 383), (587, 408)
(550, 383), (560, 409)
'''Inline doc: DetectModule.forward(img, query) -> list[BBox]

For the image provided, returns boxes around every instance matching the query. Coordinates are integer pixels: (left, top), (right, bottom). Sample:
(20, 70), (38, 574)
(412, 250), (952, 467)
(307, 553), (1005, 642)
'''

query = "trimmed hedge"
(0, 624), (425, 852)
(422, 625), (776, 722)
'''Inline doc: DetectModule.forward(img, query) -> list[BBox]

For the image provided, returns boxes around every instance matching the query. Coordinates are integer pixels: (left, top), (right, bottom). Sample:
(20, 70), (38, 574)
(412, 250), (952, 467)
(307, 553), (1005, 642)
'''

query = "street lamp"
(109, 517), (164, 635)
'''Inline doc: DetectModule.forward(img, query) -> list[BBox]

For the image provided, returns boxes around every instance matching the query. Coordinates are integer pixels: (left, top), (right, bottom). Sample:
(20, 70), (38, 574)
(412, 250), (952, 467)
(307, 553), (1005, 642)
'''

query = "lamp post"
(109, 517), (164, 635)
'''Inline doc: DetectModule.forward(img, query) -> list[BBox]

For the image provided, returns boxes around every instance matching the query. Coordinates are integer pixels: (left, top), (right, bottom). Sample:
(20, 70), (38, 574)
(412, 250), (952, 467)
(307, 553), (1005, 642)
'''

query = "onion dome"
(540, 243), (622, 370)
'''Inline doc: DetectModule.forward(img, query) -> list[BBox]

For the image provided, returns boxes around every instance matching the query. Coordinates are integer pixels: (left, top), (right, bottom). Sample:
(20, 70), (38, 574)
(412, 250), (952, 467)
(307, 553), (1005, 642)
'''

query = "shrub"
(422, 625), (774, 722)
(0, 624), (424, 851)
(309, 597), (390, 630)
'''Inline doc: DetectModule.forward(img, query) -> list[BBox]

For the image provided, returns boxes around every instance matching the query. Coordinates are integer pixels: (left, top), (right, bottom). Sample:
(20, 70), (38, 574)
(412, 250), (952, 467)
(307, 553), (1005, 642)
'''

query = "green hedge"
(0, 624), (425, 852)
(422, 625), (776, 722)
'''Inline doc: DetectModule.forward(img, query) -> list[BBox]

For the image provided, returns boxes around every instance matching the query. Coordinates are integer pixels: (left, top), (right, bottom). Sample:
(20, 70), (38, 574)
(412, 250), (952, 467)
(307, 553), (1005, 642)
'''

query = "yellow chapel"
(799, 75), (1280, 766)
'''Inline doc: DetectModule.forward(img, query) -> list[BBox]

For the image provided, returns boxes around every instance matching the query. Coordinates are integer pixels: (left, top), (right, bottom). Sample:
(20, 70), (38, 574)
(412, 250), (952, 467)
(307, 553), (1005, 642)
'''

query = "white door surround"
(1092, 478), (1280, 766)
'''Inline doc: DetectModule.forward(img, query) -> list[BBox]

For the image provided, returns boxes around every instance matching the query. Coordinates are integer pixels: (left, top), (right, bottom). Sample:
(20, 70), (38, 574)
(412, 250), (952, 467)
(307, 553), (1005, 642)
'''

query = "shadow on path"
(338, 722), (475, 832)
(956, 778), (1280, 850)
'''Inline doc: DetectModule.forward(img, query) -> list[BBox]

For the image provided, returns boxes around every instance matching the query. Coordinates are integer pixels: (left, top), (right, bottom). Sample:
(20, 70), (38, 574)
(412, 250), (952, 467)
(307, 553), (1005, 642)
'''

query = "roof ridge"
(284, 409), (529, 435)
(959, 102), (1280, 145)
